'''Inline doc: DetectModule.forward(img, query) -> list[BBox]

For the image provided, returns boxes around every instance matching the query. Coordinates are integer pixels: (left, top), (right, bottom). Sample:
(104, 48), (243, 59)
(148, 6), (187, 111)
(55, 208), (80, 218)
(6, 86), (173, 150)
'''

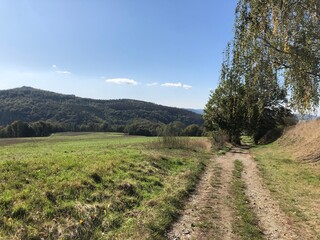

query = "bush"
(211, 130), (229, 149)
(183, 124), (203, 136)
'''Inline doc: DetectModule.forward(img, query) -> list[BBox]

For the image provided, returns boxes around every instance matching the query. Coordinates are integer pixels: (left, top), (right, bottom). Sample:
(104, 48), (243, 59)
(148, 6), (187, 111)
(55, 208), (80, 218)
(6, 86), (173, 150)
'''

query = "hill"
(0, 87), (203, 128)
(186, 108), (204, 115)
(278, 120), (320, 162)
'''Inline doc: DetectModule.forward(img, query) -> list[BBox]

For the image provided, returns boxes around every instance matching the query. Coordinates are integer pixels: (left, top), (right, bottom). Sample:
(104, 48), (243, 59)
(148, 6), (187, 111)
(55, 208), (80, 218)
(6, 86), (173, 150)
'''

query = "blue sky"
(0, 0), (237, 108)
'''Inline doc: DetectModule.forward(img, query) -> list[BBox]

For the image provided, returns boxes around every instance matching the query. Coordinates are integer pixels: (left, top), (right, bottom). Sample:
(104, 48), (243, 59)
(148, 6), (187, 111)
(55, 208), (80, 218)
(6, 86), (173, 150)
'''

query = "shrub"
(211, 130), (229, 149)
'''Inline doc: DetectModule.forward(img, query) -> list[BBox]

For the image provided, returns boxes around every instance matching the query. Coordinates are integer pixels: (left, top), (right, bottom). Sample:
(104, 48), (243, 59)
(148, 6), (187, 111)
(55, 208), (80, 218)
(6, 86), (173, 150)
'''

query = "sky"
(0, 0), (237, 109)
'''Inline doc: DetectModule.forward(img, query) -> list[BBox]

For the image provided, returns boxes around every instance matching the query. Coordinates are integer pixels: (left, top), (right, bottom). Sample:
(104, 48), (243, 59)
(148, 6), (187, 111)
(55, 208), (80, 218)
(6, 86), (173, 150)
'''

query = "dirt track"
(168, 148), (301, 240)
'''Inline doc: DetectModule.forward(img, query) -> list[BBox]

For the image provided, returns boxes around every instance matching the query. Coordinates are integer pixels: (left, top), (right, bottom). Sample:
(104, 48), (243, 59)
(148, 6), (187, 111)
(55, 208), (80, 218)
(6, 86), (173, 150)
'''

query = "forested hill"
(0, 87), (203, 127)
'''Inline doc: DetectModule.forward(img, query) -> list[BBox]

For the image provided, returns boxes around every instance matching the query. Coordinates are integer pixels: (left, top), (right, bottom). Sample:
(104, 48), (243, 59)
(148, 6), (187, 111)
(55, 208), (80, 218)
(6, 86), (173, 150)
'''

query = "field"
(0, 133), (211, 240)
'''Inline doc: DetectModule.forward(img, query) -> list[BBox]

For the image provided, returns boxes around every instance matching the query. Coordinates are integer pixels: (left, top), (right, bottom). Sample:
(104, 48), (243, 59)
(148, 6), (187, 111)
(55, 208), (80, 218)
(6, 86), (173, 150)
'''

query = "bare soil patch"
(0, 138), (36, 146)
(167, 151), (237, 240)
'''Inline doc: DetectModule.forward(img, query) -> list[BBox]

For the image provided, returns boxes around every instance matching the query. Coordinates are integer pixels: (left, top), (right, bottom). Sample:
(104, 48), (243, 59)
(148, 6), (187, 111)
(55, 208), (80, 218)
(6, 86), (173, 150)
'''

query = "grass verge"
(232, 160), (264, 240)
(251, 143), (320, 238)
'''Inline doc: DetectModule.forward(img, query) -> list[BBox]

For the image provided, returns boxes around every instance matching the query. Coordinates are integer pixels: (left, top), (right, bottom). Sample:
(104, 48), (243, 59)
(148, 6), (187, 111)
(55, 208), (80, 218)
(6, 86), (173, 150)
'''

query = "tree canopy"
(234, 0), (319, 112)
(204, 0), (317, 143)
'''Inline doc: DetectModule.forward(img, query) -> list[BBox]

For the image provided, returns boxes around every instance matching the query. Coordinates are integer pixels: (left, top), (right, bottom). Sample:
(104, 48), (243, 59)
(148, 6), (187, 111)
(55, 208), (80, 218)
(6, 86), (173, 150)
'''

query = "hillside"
(186, 108), (204, 115)
(0, 87), (203, 127)
(278, 120), (320, 162)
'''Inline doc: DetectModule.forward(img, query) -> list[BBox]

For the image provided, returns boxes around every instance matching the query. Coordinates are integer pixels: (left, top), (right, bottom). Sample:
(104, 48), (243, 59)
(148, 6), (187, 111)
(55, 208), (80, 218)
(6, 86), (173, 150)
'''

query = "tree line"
(0, 120), (204, 138)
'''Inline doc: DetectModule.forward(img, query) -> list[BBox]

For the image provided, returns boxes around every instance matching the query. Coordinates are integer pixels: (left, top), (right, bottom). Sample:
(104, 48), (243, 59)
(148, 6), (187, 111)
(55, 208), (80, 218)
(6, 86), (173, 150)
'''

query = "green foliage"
(204, 45), (245, 144)
(7, 120), (35, 137)
(159, 121), (185, 137)
(205, 6), (300, 143)
(124, 119), (163, 136)
(0, 121), (64, 138)
(234, 0), (319, 112)
(182, 124), (203, 136)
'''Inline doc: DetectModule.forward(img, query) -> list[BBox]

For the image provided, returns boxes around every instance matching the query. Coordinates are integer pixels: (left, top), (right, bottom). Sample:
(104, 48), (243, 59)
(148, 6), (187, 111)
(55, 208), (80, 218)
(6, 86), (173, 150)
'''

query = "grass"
(232, 160), (264, 240)
(240, 135), (254, 145)
(251, 143), (320, 238)
(0, 133), (211, 239)
(202, 162), (222, 235)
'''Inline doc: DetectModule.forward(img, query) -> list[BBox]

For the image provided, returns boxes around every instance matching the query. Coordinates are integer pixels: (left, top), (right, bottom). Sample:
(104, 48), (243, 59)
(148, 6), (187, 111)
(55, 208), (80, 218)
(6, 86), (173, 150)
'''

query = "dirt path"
(167, 151), (236, 240)
(168, 147), (301, 240)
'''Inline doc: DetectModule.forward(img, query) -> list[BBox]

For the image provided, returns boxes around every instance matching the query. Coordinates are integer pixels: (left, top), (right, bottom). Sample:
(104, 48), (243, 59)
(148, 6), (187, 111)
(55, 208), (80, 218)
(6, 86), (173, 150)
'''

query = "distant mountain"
(0, 87), (203, 127)
(186, 108), (204, 115)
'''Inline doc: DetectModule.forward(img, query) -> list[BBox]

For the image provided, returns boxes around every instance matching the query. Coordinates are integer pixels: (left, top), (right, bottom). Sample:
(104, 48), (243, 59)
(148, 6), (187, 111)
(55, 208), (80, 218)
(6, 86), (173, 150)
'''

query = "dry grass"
(252, 144), (320, 238)
(251, 120), (320, 238)
(279, 119), (320, 163)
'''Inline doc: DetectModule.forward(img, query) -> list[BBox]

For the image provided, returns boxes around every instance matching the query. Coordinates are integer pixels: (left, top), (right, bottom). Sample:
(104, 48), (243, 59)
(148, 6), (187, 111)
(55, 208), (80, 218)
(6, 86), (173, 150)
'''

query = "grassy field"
(0, 133), (211, 240)
(251, 143), (320, 238)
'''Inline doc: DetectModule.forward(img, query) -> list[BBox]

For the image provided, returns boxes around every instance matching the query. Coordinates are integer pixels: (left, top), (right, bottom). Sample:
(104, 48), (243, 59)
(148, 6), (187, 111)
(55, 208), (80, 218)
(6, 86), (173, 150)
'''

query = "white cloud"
(146, 82), (158, 87)
(52, 64), (71, 74)
(161, 82), (182, 87)
(56, 70), (71, 74)
(182, 84), (192, 90)
(161, 82), (192, 90)
(105, 78), (138, 85)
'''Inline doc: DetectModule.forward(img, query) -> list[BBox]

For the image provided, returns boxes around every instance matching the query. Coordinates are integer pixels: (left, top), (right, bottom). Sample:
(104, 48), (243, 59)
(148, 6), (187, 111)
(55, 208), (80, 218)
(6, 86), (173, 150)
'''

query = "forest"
(0, 87), (203, 138)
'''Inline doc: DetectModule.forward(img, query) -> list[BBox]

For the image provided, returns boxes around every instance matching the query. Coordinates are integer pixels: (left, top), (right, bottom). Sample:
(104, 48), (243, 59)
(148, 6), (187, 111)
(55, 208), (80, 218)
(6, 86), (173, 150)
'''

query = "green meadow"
(0, 133), (211, 240)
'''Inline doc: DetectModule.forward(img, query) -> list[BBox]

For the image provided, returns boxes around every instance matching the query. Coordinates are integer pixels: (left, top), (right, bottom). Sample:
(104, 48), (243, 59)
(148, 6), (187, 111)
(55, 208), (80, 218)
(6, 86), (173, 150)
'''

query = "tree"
(99, 121), (109, 132)
(205, 0), (315, 144)
(10, 120), (35, 137)
(234, 0), (320, 112)
(183, 124), (203, 136)
(205, 36), (293, 144)
(125, 119), (162, 136)
(204, 45), (245, 144)
(160, 121), (185, 137)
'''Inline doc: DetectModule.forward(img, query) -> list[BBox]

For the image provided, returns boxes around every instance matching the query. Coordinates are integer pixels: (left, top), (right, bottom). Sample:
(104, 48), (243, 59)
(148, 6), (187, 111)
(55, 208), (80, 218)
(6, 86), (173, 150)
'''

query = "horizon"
(0, 1), (237, 109)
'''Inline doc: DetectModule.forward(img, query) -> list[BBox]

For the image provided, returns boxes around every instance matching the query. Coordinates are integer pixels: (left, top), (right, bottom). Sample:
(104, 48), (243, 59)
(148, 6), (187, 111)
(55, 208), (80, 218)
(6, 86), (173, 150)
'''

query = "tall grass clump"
(161, 135), (190, 149)
(156, 123), (191, 149)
